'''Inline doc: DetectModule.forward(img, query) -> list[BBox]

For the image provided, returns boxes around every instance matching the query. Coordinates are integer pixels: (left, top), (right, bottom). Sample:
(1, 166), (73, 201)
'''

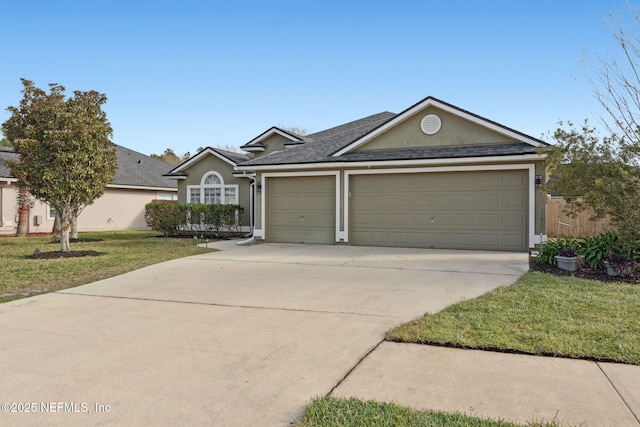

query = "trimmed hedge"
(145, 202), (245, 237)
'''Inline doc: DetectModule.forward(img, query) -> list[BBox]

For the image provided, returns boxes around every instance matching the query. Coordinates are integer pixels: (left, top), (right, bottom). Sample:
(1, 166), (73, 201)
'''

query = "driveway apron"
(0, 243), (527, 426)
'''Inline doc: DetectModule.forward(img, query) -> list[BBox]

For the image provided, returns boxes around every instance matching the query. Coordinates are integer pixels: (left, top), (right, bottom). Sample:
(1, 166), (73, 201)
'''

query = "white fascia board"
(333, 98), (546, 156)
(260, 171), (341, 242)
(244, 127), (304, 147)
(107, 184), (178, 192)
(342, 164), (538, 249)
(236, 153), (547, 172)
(170, 148), (238, 173)
(2, 178), (17, 184)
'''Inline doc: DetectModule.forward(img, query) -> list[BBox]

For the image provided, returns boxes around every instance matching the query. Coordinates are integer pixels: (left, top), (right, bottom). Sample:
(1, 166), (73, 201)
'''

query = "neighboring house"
(0, 145), (177, 235)
(170, 96), (550, 252)
(164, 147), (254, 232)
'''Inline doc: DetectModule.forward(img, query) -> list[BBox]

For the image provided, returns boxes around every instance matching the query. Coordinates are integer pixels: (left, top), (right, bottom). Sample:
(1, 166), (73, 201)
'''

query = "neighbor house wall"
(0, 183), (177, 235)
(0, 183), (17, 234)
(79, 187), (176, 231)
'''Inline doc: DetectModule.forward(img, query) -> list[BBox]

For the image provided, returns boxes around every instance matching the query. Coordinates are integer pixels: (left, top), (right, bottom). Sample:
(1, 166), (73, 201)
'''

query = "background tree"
(547, 7), (640, 255)
(2, 79), (117, 252)
(0, 136), (11, 147)
(150, 148), (190, 166)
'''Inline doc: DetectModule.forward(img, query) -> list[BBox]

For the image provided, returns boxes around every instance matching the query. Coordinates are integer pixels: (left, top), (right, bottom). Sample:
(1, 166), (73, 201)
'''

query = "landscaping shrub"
(145, 202), (244, 237)
(606, 252), (640, 281)
(536, 238), (579, 265)
(577, 230), (619, 269)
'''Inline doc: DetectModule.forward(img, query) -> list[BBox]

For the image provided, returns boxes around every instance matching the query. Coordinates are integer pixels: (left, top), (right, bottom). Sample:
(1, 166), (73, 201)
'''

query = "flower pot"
(555, 255), (579, 272)
(604, 261), (619, 277)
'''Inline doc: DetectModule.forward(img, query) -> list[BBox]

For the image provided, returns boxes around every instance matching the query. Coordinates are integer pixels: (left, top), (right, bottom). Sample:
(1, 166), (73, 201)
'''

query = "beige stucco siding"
(79, 187), (174, 231)
(0, 184), (176, 235)
(356, 106), (519, 151)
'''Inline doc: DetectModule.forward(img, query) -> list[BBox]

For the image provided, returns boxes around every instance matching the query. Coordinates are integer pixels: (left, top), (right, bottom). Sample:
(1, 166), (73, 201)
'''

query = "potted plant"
(604, 252), (624, 277)
(555, 248), (580, 272)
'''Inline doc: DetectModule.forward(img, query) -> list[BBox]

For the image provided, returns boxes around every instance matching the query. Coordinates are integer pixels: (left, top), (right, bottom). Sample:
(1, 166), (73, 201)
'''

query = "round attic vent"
(420, 114), (441, 135)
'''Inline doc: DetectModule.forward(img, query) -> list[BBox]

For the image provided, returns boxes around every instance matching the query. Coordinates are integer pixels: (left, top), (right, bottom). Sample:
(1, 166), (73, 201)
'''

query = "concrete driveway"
(0, 242), (527, 426)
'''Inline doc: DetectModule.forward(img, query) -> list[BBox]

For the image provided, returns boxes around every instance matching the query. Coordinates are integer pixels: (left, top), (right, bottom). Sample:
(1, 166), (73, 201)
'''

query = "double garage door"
(266, 170), (528, 251)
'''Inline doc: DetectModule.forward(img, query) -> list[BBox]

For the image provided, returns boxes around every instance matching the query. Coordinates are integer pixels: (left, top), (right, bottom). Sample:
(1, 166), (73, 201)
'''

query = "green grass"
(296, 396), (560, 427)
(387, 272), (640, 365)
(0, 231), (215, 303)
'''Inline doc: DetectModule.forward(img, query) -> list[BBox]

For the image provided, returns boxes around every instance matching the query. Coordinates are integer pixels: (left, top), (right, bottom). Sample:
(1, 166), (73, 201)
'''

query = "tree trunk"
(59, 207), (70, 252)
(17, 205), (29, 237)
(71, 215), (78, 239)
(52, 211), (61, 234)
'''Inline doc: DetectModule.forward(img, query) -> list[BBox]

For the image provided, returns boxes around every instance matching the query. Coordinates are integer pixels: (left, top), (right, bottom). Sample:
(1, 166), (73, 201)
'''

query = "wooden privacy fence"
(546, 197), (612, 238)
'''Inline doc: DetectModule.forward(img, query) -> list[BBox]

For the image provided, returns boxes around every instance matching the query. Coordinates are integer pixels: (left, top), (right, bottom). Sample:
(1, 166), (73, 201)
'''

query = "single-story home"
(0, 145), (177, 235)
(167, 96), (550, 251)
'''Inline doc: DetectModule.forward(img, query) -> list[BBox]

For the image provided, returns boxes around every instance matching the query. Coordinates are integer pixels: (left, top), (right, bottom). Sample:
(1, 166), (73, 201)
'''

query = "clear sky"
(0, 1), (633, 156)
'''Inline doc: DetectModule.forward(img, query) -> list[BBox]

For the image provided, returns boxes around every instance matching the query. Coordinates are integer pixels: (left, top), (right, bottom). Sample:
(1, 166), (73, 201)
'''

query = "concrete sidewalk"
(332, 342), (640, 427)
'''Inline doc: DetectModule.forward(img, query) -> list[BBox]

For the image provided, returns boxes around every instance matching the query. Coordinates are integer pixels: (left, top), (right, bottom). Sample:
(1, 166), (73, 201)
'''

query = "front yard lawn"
(387, 272), (640, 365)
(296, 396), (559, 427)
(0, 231), (215, 303)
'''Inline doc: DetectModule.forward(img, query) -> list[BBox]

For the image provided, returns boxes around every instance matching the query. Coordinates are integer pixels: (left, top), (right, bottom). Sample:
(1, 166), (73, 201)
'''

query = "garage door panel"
(350, 171), (528, 251)
(267, 176), (336, 244)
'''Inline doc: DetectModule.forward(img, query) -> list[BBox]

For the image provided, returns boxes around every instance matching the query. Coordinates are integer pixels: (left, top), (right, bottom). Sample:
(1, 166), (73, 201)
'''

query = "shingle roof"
(211, 147), (252, 164)
(337, 143), (544, 162)
(240, 112), (396, 166)
(0, 147), (19, 178)
(0, 145), (177, 189)
(238, 97), (552, 168)
(114, 145), (177, 188)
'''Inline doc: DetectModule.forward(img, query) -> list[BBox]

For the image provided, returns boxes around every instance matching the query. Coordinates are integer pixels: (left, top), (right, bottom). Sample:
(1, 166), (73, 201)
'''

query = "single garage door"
(266, 176), (336, 244)
(350, 170), (528, 251)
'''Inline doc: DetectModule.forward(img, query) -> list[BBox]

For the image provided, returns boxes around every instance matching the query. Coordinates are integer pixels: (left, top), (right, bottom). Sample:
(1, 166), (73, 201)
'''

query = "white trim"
(237, 153), (547, 172)
(2, 178), (18, 184)
(168, 147), (240, 174)
(242, 146), (265, 153)
(187, 171), (239, 205)
(106, 184), (178, 192)
(261, 171), (341, 242)
(243, 127), (304, 148)
(201, 171), (224, 186)
(343, 164), (538, 249)
(333, 98), (546, 156)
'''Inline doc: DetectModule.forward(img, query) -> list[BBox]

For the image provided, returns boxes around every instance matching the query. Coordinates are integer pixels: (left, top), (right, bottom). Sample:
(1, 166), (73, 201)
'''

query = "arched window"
(187, 171), (238, 205)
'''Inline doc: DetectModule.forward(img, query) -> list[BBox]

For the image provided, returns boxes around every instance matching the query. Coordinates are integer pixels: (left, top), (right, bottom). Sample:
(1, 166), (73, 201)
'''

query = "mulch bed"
(27, 250), (105, 259)
(47, 238), (104, 244)
(529, 256), (638, 284)
(26, 238), (106, 259)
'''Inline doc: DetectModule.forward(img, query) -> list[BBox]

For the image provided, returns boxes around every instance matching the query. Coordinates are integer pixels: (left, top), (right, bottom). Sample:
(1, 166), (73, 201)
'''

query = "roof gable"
(332, 96), (547, 156)
(240, 127), (307, 152)
(166, 147), (251, 177)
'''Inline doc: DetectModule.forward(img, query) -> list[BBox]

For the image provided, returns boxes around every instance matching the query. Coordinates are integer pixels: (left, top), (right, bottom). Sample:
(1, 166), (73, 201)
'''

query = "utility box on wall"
(34, 215), (43, 226)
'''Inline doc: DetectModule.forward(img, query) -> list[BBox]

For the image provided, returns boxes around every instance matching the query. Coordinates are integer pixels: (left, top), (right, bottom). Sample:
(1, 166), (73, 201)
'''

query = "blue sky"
(0, 1), (632, 156)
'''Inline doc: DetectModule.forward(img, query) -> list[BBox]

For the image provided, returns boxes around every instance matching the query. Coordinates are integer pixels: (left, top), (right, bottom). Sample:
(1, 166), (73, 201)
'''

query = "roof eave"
(237, 152), (548, 171)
